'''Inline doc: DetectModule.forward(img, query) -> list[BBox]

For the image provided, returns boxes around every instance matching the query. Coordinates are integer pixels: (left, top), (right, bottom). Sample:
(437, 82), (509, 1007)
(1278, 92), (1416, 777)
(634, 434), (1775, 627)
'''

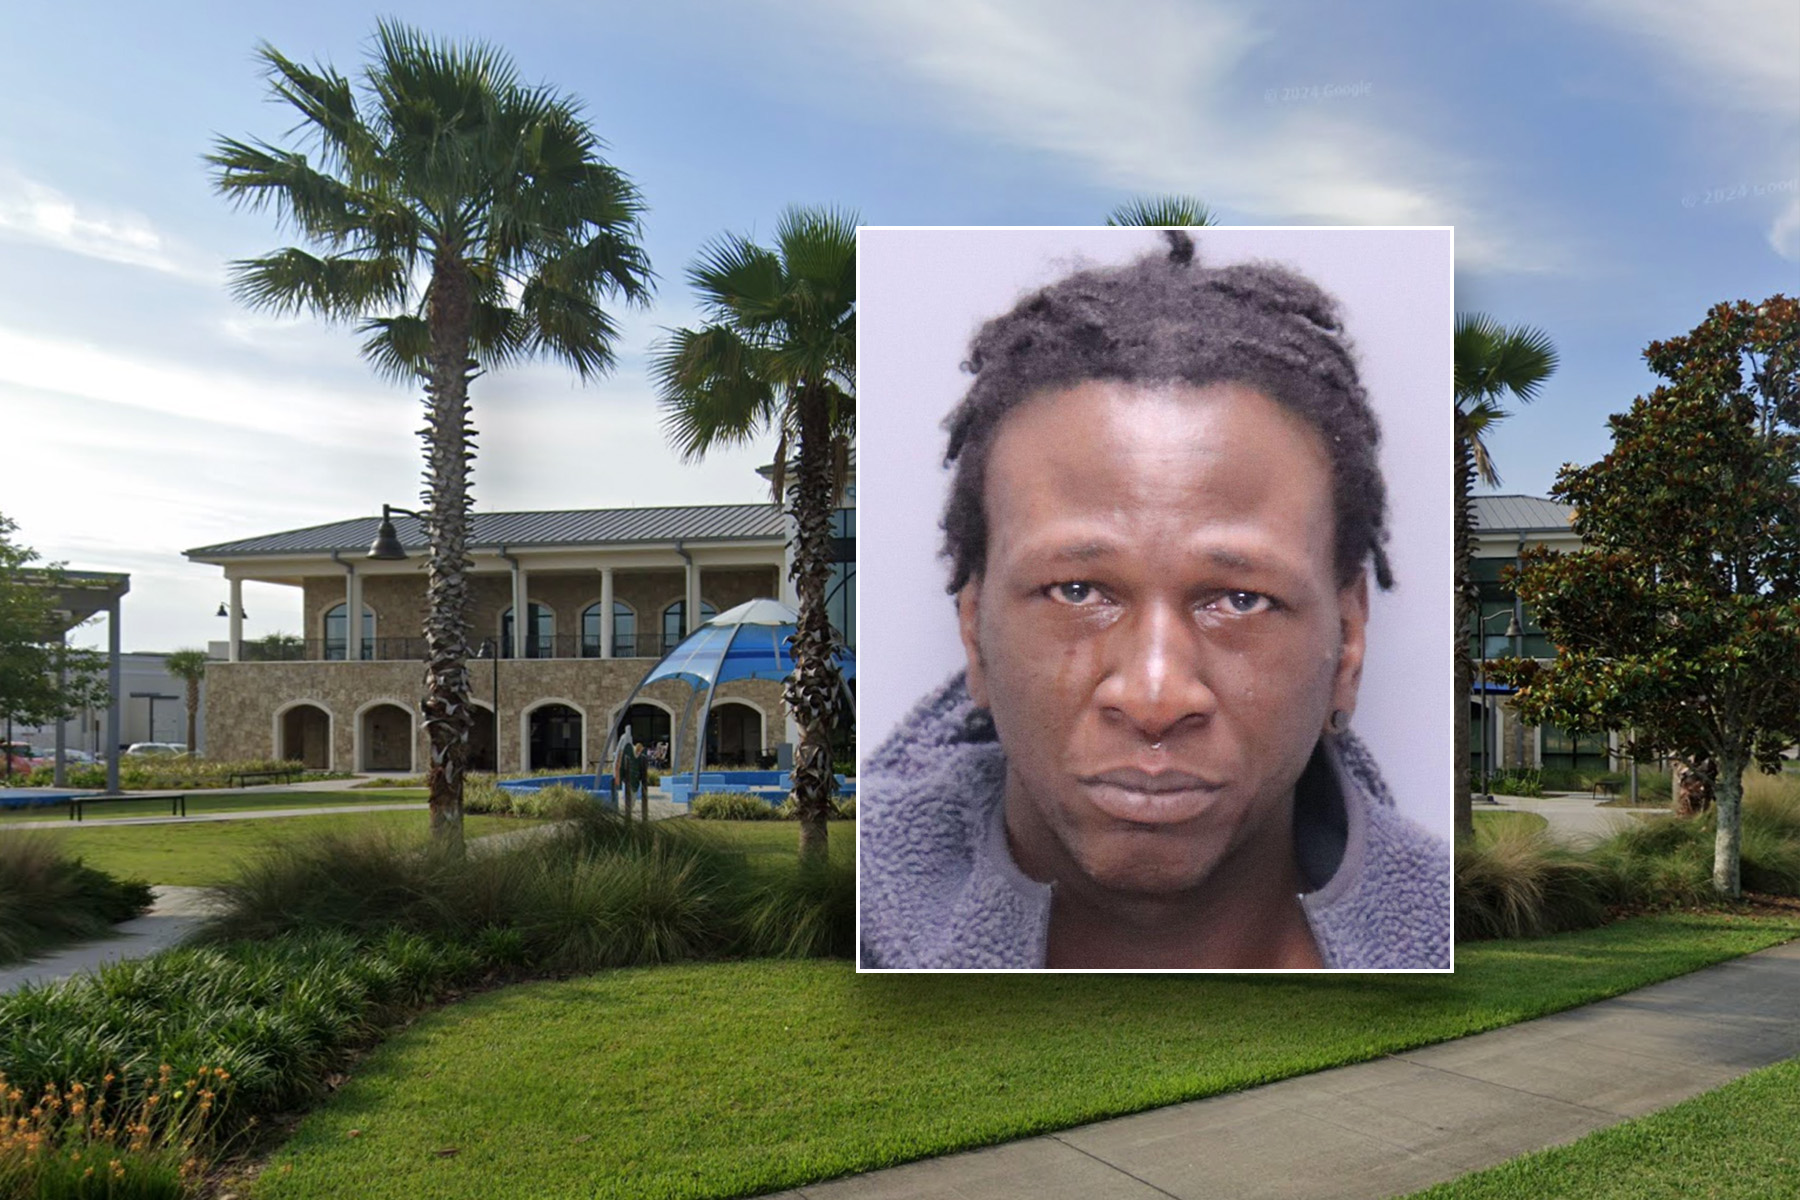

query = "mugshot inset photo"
(856, 226), (1454, 972)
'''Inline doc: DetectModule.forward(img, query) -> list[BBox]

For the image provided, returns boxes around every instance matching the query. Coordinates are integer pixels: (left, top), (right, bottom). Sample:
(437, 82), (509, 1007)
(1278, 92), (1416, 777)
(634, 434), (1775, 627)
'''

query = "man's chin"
(1068, 831), (1226, 898)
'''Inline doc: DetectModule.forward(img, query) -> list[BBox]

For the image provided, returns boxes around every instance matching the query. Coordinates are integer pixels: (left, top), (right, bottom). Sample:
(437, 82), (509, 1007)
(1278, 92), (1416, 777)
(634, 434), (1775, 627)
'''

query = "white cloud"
(0, 325), (402, 446)
(1558, 0), (1800, 259)
(1558, 0), (1799, 118)
(0, 169), (219, 284)
(783, 0), (1550, 271)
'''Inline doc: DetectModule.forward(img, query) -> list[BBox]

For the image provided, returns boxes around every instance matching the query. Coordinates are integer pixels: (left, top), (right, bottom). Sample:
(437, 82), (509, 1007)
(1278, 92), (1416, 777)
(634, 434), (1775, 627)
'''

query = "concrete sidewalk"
(1482, 791), (1669, 844)
(773, 940), (1800, 1200)
(0, 885), (220, 993)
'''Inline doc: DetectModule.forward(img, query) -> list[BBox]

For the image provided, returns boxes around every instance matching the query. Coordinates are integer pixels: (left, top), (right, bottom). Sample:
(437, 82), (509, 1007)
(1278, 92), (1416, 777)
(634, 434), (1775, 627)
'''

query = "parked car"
(124, 742), (187, 757)
(1, 743), (37, 777)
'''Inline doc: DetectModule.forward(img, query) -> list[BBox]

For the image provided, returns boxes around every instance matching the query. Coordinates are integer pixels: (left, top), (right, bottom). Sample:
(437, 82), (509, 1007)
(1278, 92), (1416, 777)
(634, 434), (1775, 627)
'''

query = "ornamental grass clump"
(1455, 825), (1610, 941)
(0, 1064), (233, 1200)
(690, 792), (778, 821)
(195, 806), (838, 973)
(0, 835), (154, 966)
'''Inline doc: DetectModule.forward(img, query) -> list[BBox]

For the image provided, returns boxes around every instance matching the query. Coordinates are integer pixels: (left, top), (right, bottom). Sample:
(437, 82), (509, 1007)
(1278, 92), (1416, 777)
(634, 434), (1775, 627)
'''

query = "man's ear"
(956, 582), (989, 708)
(1328, 571), (1370, 731)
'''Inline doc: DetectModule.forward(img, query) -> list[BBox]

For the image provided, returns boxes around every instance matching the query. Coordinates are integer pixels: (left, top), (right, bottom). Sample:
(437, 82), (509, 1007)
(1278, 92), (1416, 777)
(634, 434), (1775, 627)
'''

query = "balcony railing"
(238, 635), (669, 662)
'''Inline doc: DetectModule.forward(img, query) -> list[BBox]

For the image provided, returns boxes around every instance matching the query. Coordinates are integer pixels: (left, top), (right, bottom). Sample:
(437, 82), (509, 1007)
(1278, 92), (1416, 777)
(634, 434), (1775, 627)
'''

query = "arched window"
(661, 599), (716, 654)
(501, 603), (554, 659)
(324, 604), (374, 661)
(580, 601), (640, 658)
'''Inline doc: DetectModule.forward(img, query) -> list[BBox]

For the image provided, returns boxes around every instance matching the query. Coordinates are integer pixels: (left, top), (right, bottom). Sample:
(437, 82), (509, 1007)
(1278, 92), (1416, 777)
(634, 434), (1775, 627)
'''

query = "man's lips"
(1077, 767), (1227, 824)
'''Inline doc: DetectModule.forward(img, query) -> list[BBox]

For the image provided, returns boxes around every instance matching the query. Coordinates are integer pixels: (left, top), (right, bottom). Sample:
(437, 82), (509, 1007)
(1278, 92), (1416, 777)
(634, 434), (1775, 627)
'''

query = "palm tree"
(1105, 195), (1218, 226)
(210, 21), (653, 854)
(163, 649), (210, 759)
(1454, 313), (1558, 837)
(652, 207), (855, 863)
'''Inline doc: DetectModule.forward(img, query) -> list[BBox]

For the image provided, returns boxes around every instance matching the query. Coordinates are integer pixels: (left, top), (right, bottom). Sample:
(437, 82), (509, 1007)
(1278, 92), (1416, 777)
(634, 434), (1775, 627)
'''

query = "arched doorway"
(279, 703), (331, 770)
(469, 704), (496, 773)
(528, 703), (583, 771)
(706, 701), (763, 767)
(619, 703), (673, 769)
(360, 703), (414, 772)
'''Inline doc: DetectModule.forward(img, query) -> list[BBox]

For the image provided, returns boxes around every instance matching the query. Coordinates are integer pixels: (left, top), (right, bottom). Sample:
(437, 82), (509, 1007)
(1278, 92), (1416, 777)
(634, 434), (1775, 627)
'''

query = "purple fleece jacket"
(858, 674), (1451, 970)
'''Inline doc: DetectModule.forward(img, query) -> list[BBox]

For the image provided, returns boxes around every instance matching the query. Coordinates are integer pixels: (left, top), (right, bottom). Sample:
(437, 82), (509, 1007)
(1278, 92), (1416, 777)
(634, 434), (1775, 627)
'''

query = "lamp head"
(367, 505), (409, 561)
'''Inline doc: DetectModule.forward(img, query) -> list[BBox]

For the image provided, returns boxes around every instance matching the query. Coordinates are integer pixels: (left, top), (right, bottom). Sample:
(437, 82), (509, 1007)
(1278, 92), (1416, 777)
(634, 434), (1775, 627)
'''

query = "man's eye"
(1211, 591), (1273, 616)
(1048, 581), (1102, 605)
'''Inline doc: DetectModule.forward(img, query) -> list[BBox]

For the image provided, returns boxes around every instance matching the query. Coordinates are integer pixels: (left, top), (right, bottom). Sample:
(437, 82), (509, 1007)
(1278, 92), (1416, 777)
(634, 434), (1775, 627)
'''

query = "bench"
(1591, 780), (1619, 800)
(228, 768), (303, 788)
(69, 791), (188, 821)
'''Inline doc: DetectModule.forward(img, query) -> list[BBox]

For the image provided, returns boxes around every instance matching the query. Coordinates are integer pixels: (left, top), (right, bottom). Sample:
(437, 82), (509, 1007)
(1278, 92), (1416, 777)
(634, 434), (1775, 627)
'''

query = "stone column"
(347, 567), (363, 660)
(599, 567), (615, 658)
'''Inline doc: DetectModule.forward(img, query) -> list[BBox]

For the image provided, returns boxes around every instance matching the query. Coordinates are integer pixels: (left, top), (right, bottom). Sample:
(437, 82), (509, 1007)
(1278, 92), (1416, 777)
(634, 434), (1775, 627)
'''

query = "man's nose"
(1093, 601), (1218, 741)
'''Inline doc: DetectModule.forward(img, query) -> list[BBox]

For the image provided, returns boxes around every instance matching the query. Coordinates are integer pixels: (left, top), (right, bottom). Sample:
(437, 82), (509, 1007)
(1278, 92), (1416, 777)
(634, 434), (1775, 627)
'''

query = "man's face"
(958, 380), (1368, 898)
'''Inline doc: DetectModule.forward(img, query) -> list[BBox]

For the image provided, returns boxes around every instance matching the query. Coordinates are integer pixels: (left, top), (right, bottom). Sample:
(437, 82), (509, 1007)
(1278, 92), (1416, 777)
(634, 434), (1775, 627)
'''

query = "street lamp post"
(1477, 609), (1524, 804)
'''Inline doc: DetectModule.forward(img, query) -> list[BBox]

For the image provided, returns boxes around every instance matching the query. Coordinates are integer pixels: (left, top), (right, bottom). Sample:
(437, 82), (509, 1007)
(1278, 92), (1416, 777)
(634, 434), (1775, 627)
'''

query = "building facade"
(186, 502), (854, 775)
(1469, 494), (1617, 778)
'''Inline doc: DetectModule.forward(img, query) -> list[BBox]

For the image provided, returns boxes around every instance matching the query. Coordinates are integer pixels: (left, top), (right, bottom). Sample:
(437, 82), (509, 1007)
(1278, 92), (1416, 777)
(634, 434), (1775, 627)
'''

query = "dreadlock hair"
(941, 229), (1394, 595)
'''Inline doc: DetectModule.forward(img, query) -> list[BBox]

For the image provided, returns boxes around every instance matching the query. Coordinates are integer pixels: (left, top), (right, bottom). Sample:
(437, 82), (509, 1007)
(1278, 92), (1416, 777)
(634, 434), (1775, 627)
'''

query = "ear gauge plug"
(1327, 709), (1349, 735)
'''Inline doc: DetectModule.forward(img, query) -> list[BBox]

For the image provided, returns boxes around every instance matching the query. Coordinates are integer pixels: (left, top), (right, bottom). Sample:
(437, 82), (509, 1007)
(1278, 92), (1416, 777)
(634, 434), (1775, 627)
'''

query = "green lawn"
(1404, 1055), (1800, 1199)
(5, 811), (529, 885)
(1471, 810), (1549, 840)
(0, 789), (425, 824)
(675, 817), (856, 881)
(254, 912), (1800, 1200)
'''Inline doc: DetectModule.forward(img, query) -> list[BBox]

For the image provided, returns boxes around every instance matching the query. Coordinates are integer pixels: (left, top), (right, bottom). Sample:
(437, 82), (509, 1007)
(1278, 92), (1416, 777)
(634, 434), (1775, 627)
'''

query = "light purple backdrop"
(856, 226), (1454, 841)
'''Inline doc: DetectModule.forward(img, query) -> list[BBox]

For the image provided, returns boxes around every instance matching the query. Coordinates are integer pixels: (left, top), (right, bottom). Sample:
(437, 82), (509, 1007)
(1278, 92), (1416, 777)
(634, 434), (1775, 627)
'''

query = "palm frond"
(650, 325), (779, 461)
(1106, 195), (1217, 227)
(358, 314), (432, 382)
(227, 249), (408, 319)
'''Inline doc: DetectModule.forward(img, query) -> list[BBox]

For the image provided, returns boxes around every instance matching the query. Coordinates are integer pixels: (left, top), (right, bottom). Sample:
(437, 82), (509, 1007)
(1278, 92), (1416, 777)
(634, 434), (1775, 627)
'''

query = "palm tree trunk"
(421, 259), (476, 857)
(1454, 428), (1475, 839)
(185, 678), (198, 759)
(786, 385), (841, 864)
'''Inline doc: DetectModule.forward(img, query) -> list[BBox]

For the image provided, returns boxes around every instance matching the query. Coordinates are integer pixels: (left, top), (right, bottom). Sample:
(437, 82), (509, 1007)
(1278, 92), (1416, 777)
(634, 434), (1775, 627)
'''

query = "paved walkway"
(0, 885), (221, 992)
(1480, 791), (1668, 844)
(771, 940), (1800, 1200)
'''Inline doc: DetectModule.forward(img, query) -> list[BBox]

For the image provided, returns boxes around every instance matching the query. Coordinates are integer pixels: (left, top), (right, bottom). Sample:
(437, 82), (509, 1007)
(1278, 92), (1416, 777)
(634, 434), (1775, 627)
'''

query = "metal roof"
(185, 504), (786, 560)
(1472, 494), (1575, 534)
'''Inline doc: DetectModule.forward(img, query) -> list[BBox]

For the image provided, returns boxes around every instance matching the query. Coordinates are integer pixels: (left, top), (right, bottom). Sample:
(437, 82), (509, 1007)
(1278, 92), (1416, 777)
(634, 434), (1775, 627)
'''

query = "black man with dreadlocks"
(859, 231), (1449, 970)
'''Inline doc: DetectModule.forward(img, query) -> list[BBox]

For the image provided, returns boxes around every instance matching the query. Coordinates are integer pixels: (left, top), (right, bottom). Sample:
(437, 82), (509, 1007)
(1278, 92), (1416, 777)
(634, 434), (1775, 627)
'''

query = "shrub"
(507, 783), (596, 820)
(0, 836), (154, 965)
(1455, 825), (1609, 940)
(1484, 768), (1543, 798)
(774, 794), (856, 820)
(20, 758), (342, 791)
(691, 792), (778, 821)
(737, 858), (855, 959)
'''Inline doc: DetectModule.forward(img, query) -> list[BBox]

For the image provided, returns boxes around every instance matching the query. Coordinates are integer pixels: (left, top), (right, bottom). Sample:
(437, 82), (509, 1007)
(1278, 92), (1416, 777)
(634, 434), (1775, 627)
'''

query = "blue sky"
(3, 0), (1795, 651)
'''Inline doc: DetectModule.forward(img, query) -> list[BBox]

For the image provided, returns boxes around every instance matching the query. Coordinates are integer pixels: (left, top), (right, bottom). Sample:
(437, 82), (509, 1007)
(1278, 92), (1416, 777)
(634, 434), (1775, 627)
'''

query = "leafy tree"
(1453, 314), (1558, 836)
(651, 206), (855, 863)
(163, 649), (210, 758)
(1492, 296), (1800, 897)
(1105, 195), (1217, 226)
(0, 514), (108, 778)
(211, 21), (652, 854)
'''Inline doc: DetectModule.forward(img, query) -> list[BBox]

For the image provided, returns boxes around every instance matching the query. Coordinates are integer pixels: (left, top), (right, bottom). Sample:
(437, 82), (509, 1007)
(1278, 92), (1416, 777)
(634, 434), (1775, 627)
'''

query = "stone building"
(184, 503), (854, 775)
